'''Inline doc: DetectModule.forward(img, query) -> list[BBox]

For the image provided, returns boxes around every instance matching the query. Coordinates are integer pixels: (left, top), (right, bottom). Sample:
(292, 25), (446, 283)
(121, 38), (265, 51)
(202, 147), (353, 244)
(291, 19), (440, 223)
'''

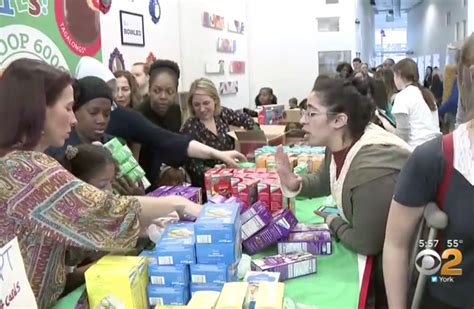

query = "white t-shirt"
(392, 85), (440, 148)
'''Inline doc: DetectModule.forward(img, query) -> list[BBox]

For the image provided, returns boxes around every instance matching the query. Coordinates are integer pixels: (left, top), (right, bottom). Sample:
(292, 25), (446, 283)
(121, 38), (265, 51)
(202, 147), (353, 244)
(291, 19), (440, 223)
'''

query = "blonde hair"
(459, 33), (474, 117)
(187, 78), (221, 116)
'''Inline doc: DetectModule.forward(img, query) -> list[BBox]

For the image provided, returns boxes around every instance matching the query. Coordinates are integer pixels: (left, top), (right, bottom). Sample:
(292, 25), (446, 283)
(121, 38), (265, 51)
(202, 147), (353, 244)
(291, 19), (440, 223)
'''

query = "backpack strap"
(436, 133), (454, 209)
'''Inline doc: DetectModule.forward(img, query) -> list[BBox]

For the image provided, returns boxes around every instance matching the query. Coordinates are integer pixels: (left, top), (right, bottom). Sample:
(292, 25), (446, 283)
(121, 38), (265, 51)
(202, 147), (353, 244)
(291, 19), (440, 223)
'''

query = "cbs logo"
(415, 249), (463, 276)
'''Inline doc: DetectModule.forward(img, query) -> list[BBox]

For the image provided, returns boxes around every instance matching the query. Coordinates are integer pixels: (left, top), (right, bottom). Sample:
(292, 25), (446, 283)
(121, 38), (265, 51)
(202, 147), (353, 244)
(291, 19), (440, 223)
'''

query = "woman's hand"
(174, 196), (203, 220)
(275, 145), (302, 191)
(314, 210), (337, 225)
(113, 177), (145, 196)
(212, 150), (247, 168)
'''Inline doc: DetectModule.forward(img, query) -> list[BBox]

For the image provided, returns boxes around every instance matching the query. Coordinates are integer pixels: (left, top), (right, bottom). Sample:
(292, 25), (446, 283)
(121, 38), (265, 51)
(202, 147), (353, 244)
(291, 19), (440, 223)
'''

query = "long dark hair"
(375, 68), (397, 102)
(313, 78), (374, 139)
(393, 58), (437, 111)
(114, 70), (142, 108)
(0, 59), (72, 151)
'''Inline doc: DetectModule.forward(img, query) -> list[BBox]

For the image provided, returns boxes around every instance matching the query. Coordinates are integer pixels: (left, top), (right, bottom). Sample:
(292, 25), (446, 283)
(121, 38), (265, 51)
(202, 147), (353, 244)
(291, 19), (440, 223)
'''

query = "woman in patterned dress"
(0, 59), (202, 308)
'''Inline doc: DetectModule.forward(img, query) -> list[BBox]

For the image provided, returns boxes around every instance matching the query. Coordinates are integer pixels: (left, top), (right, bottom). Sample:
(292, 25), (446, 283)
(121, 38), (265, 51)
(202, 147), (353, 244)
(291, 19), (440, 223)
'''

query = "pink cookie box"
(251, 252), (316, 281)
(242, 209), (298, 255)
(241, 203), (273, 241)
(278, 229), (332, 256)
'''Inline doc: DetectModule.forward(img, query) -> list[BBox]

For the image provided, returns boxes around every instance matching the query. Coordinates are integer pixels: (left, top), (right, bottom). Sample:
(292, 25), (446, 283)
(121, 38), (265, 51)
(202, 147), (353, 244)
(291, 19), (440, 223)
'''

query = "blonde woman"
(180, 78), (255, 190)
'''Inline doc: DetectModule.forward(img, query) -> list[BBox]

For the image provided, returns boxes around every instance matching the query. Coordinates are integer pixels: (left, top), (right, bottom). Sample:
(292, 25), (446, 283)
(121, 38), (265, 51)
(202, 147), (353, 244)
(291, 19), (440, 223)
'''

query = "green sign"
(0, 0), (102, 72)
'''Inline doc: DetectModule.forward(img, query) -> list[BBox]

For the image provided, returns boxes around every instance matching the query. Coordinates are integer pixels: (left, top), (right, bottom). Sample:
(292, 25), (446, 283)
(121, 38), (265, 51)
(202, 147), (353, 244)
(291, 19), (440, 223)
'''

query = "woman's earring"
(41, 131), (45, 135)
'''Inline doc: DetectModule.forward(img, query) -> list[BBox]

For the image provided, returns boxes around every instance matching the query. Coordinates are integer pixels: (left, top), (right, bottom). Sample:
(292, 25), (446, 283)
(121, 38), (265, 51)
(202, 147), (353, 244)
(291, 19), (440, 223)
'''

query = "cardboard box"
(147, 285), (189, 306)
(204, 167), (222, 197)
(148, 264), (189, 287)
(278, 229), (332, 256)
(292, 223), (329, 232)
(187, 291), (220, 309)
(190, 262), (238, 285)
(234, 179), (259, 211)
(196, 240), (242, 265)
(283, 109), (302, 123)
(215, 282), (249, 309)
(228, 125), (286, 159)
(208, 171), (233, 198)
(259, 105), (285, 125)
(255, 282), (285, 309)
(190, 283), (224, 297)
(251, 252), (317, 281)
(85, 258), (147, 309)
(243, 209), (298, 255)
(241, 205), (272, 240)
(240, 201), (269, 224)
(194, 203), (241, 244)
(139, 250), (158, 265)
(156, 223), (196, 265)
(244, 271), (281, 309)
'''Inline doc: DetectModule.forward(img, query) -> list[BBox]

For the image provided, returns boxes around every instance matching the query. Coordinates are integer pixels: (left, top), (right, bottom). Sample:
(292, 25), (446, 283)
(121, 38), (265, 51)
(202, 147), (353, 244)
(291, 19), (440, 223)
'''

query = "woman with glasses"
(276, 77), (411, 307)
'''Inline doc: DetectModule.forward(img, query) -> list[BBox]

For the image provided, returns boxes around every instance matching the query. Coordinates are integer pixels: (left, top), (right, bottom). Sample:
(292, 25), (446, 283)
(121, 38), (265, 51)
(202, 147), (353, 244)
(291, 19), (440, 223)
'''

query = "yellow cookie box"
(85, 256), (148, 309)
(215, 282), (249, 309)
(255, 282), (285, 309)
(187, 291), (220, 308)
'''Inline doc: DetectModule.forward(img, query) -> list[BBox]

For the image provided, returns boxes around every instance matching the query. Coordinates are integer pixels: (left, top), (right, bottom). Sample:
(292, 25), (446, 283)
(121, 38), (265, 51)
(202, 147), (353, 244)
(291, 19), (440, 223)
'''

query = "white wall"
(100, 0), (182, 85)
(247, 0), (360, 108)
(469, 0), (474, 34)
(178, 0), (249, 109)
(407, 0), (468, 69)
(356, 0), (375, 64)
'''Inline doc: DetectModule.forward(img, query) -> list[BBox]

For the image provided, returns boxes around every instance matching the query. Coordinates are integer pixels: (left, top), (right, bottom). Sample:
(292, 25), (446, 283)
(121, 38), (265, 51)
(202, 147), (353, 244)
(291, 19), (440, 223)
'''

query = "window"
(463, 20), (467, 38)
(446, 12), (451, 26)
(326, 0), (339, 3)
(455, 22), (460, 41)
(317, 17), (340, 32)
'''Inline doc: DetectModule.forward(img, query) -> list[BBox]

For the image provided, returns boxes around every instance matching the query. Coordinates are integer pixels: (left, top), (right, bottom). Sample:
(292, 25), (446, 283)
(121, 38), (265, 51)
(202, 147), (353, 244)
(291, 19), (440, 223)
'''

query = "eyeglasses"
(301, 109), (338, 119)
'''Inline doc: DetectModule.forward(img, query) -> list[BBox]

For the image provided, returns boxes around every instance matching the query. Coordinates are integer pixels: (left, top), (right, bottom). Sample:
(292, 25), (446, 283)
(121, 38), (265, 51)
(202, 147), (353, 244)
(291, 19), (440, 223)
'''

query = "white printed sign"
(0, 238), (37, 309)
(120, 11), (145, 46)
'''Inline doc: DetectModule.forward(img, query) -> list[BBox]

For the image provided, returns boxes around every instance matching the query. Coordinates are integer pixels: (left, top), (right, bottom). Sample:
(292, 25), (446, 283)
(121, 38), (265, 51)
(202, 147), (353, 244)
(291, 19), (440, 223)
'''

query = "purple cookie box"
(147, 186), (174, 197)
(292, 223), (329, 232)
(241, 201), (268, 224)
(241, 204), (272, 240)
(147, 186), (202, 204)
(278, 230), (332, 255)
(251, 252), (317, 281)
(242, 209), (298, 255)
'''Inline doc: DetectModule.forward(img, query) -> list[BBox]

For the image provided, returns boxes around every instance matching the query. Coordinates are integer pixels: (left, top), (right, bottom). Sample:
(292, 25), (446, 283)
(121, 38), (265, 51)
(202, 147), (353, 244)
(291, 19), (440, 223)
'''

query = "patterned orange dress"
(0, 151), (141, 308)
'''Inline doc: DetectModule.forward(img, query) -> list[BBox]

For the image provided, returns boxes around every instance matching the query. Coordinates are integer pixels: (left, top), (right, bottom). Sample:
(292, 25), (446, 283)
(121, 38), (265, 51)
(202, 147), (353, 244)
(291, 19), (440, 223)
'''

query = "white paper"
(0, 237), (37, 308)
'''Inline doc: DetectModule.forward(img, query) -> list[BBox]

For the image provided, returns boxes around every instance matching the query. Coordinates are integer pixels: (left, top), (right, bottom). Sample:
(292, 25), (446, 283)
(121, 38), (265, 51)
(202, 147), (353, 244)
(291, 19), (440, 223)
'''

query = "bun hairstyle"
(312, 78), (375, 139)
(61, 144), (117, 182)
(392, 58), (437, 111)
(157, 164), (191, 187)
(148, 59), (181, 90)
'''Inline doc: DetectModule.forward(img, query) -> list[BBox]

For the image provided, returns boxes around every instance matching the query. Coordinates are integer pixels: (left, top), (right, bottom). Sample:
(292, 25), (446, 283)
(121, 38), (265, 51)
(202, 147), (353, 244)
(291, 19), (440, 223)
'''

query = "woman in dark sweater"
(135, 60), (184, 186)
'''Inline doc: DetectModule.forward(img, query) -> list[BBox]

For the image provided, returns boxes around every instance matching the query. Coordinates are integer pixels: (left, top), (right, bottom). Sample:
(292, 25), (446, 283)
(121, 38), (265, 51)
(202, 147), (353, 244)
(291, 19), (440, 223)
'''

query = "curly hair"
(148, 59), (181, 90)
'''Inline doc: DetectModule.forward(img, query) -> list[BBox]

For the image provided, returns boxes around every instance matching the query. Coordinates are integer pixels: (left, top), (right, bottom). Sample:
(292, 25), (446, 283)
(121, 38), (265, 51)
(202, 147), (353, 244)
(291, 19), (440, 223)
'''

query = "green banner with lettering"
(0, 0), (103, 72)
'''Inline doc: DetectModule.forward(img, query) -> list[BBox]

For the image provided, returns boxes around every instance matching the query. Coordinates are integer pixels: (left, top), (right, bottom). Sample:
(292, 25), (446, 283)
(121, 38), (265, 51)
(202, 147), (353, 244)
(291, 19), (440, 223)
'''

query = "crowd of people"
(0, 29), (473, 308)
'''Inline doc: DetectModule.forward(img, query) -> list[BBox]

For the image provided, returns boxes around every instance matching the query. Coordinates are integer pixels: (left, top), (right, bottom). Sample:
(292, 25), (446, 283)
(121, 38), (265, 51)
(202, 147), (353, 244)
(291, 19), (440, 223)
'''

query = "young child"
(62, 144), (117, 192)
(289, 97), (298, 109)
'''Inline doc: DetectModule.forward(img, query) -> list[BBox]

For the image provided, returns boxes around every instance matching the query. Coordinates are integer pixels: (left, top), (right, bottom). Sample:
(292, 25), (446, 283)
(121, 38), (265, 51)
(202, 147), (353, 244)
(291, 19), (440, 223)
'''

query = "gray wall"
(407, 0), (468, 70)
